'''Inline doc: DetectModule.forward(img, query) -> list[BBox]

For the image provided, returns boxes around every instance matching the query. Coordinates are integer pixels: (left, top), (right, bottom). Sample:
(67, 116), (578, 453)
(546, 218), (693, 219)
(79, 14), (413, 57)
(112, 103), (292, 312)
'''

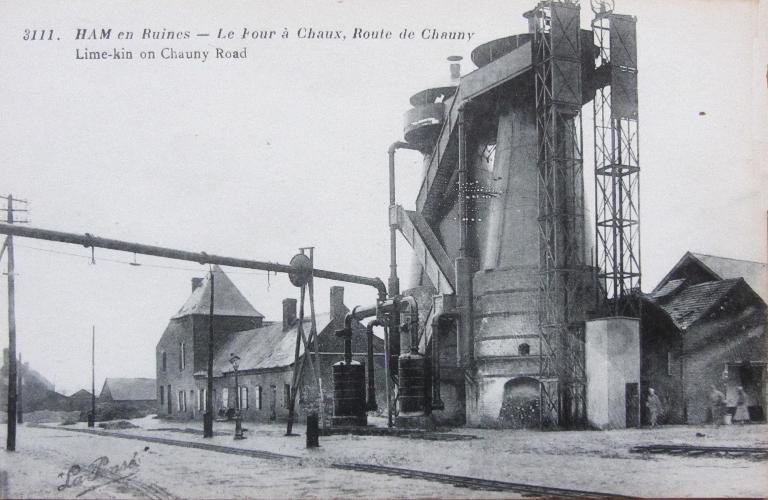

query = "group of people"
(709, 385), (751, 427)
(644, 385), (751, 428)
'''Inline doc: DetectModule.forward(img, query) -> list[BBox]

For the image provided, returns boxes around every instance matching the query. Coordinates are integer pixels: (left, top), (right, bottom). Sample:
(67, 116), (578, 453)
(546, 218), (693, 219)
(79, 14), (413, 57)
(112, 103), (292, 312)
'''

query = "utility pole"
(204, 269), (214, 438)
(89, 326), (95, 427)
(16, 353), (22, 424)
(2, 194), (28, 451)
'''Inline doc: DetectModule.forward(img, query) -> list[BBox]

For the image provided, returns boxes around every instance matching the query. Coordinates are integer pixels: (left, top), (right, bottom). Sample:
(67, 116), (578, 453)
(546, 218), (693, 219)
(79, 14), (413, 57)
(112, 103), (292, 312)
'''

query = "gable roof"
(654, 252), (767, 303)
(201, 313), (334, 376)
(172, 265), (264, 319)
(69, 389), (93, 399)
(101, 378), (156, 401)
(648, 278), (744, 330)
(690, 253), (767, 302)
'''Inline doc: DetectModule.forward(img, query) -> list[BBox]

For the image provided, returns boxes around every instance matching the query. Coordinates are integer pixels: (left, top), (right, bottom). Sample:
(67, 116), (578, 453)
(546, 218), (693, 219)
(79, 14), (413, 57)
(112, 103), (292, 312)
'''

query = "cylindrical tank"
(397, 352), (428, 416)
(332, 360), (367, 427)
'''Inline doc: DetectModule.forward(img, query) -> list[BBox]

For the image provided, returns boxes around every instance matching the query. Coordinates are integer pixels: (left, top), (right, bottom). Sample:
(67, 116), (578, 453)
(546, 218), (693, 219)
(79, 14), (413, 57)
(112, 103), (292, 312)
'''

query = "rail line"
(331, 463), (629, 498)
(35, 425), (300, 461)
(630, 444), (768, 459)
(41, 425), (628, 497)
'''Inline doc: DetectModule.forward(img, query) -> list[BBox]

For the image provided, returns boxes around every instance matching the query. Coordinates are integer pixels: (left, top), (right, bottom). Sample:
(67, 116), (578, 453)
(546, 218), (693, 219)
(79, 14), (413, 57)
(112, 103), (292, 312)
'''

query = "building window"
(159, 386), (164, 405)
(667, 351), (673, 376)
(190, 390), (195, 412)
(177, 391), (183, 412)
(283, 384), (291, 408)
(240, 386), (249, 409)
(180, 342), (186, 371)
(222, 387), (229, 407)
(161, 351), (166, 372)
(255, 386), (262, 410)
(518, 343), (530, 356)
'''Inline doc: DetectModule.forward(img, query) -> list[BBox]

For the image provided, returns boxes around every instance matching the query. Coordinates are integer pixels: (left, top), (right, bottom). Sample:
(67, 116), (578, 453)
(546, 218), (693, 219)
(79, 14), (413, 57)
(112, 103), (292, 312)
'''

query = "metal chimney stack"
(448, 55), (462, 85)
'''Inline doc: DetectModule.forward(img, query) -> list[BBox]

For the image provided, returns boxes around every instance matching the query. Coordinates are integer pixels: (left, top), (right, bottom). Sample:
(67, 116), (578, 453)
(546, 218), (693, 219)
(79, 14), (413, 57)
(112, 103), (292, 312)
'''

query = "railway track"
(331, 463), (629, 498)
(630, 444), (768, 459)
(35, 425), (300, 461)
(42, 425), (627, 497)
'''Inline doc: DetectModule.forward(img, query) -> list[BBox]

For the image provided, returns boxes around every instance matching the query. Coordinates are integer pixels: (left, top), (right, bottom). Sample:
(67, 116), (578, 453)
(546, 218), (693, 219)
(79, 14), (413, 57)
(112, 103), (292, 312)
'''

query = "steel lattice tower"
(592, 9), (641, 317)
(532, 0), (588, 428)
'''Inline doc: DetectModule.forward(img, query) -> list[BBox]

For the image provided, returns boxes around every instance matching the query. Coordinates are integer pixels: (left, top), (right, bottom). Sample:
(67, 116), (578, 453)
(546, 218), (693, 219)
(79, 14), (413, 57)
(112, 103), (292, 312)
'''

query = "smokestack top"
(282, 298), (297, 331)
(448, 55), (462, 85)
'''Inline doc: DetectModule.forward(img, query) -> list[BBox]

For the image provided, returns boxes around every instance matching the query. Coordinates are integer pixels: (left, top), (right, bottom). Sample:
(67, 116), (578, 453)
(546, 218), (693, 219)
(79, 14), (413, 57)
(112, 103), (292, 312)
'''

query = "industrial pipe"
(430, 312), (459, 411)
(457, 103), (468, 259)
(0, 223), (387, 298)
(455, 101), (475, 369)
(365, 319), (383, 411)
(388, 141), (422, 298)
(398, 295), (420, 353)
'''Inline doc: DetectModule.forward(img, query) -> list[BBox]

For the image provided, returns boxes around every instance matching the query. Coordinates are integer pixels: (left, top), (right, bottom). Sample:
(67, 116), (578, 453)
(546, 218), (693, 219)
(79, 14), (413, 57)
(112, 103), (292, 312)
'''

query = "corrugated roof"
(203, 313), (334, 376)
(651, 279), (741, 330)
(101, 378), (157, 401)
(690, 253), (768, 303)
(172, 265), (263, 319)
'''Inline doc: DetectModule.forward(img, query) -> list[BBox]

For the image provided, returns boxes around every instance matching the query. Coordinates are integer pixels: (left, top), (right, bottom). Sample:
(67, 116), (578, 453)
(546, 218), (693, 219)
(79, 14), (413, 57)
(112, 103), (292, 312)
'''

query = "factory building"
(389, 0), (632, 429)
(155, 267), (385, 423)
(641, 253), (767, 425)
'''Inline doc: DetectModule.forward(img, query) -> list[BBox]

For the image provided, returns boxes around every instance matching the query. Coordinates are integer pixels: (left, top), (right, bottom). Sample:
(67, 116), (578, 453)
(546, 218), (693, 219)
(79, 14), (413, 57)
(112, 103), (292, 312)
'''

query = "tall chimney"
(191, 277), (204, 292)
(283, 298), (297, 331)
(330, 286), (346, 326)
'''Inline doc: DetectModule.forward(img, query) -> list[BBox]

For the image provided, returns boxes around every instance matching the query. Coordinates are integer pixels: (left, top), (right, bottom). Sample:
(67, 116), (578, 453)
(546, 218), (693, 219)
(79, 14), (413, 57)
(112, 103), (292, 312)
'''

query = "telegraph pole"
(204, 269), (214, 438)
(89, 326), (95, 427)
(2, 195), (28, 450)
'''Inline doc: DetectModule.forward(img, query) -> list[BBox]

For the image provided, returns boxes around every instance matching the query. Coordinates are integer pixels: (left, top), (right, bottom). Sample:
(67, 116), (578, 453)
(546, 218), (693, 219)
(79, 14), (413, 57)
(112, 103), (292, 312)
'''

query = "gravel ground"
(2, 416), (767, 498)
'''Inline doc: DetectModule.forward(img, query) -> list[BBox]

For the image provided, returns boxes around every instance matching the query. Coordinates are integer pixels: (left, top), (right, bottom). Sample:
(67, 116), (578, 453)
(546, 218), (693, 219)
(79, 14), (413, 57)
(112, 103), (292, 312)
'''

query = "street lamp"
(229, 353), (245, 440)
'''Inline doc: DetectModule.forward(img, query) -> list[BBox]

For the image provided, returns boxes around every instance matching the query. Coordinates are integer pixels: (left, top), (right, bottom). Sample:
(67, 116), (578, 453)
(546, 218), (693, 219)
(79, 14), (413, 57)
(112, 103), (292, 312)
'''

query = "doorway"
(626, 382), (639, 428)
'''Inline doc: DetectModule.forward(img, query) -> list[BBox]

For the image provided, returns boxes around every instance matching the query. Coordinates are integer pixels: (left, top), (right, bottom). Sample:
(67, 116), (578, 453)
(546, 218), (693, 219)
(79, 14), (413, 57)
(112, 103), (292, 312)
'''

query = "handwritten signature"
(57, 452), (140, 494)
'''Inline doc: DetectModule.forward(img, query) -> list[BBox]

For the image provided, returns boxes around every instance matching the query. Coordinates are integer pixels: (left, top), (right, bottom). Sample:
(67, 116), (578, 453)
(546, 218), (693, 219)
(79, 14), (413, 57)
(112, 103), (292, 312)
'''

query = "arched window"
(518, 343), (530, 356)
(161, 351), (167, 371)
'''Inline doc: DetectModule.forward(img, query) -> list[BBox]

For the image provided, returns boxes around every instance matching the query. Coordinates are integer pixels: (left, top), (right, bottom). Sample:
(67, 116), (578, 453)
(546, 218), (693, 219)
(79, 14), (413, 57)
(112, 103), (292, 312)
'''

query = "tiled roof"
(203, 313), (334, 376)
(172, 265), (264, 319)
(650, 279), (741, 330)
(101, 377), (157, 401)
(649, 278), (687, 300)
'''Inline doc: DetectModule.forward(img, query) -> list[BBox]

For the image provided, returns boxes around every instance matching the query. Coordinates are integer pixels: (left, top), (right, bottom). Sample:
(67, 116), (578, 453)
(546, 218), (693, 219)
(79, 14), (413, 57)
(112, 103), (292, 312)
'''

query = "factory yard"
(2, 417), (767, 498)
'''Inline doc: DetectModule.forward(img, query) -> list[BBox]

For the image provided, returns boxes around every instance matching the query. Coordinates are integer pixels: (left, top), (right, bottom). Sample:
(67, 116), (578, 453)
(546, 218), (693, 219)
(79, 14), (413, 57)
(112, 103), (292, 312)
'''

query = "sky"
(0, 0), (765, 395)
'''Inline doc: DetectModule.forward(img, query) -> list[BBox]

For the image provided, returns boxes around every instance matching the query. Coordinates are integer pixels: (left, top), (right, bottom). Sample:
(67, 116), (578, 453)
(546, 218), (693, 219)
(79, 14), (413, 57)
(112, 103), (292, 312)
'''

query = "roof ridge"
(691, 252), (767, 266)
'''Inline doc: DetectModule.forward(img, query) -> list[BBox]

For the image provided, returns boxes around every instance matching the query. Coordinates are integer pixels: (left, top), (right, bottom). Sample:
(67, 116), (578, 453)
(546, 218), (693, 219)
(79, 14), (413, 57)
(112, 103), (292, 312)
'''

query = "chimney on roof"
(283, 298), (297, 331)
(330, 286), (345, 325)
(191, 277), (204, 292)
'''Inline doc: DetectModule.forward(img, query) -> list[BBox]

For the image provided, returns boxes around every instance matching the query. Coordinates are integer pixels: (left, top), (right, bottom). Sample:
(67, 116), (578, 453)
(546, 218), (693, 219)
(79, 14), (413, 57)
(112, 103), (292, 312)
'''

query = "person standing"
(646, 387), (663, 428)
(733, 386), (750, 424)
(708, 385), (726, 427)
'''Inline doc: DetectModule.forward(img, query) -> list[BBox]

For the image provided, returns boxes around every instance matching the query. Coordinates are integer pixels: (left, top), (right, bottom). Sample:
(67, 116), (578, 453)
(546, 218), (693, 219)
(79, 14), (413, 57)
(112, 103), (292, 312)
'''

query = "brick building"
(156, 267), (386, 423)
(641, 252), (767, 424)
(156, 266), (264, 417)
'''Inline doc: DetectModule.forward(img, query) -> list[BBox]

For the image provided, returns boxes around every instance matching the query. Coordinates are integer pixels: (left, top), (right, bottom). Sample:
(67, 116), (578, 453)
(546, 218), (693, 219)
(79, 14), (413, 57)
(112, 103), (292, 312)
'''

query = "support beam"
(0, 223), (386, 298)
